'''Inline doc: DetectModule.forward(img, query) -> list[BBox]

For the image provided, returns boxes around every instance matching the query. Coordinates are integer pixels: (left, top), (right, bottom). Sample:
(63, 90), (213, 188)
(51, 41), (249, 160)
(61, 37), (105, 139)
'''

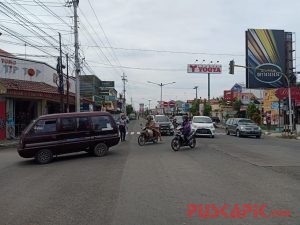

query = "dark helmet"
(182, 115), (188, 122)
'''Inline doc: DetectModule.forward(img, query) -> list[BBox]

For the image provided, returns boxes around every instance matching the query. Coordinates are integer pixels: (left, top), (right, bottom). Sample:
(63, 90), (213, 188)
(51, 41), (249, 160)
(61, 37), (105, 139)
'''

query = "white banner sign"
(187, 64), (222, 74)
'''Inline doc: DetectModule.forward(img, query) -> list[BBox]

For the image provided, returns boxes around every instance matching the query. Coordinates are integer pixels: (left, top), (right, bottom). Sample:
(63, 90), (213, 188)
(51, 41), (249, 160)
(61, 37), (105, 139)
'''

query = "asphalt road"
(0, 119), (299, 225)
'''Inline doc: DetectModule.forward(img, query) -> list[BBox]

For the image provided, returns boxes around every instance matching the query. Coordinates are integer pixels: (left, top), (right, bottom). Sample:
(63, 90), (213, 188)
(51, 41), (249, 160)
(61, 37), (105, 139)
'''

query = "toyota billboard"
(246, 29), (286, 88)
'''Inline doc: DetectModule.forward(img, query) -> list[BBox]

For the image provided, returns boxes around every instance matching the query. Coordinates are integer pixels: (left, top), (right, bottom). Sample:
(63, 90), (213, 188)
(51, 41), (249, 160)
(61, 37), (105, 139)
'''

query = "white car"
(191, 116), (215, 138)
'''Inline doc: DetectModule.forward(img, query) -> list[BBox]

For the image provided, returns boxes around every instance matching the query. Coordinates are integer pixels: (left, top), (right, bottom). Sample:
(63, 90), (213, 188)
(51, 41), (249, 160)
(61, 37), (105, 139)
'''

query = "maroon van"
(18, 111), (120, 164)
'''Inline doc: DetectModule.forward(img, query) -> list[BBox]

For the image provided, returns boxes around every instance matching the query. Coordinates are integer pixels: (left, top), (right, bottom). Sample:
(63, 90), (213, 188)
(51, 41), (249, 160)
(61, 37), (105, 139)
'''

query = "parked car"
(191, 116), (215, 138)
(225, 118), (262, 138)
(154, 115), (174, 135)
(18, 112), (120, 164)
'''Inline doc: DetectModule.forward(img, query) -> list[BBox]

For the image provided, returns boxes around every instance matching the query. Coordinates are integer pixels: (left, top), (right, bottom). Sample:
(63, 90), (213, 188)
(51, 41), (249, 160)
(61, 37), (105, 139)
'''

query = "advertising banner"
(187, 64), (222, 74)
(0, 55), (75, 92)
(224, 90), (233, 101)
(246, 29), (286, 88)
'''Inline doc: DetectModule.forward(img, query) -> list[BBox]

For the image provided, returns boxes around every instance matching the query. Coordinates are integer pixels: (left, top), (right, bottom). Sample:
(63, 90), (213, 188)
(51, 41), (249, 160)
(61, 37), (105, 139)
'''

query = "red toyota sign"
(187, 64), (222, 74)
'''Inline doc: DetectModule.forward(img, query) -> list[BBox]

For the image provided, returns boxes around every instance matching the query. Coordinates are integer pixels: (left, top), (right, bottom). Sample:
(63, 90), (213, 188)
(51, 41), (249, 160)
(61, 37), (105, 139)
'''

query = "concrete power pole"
(73, 0), (80, 112)
(122, 73), (127, 115)
(193, 86), (198, 100)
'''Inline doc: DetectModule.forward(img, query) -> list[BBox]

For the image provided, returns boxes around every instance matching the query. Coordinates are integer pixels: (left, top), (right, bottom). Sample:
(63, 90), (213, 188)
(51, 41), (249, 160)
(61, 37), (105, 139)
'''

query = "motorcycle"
(138, 127), (159, 146)
(171, 127), (196, 151)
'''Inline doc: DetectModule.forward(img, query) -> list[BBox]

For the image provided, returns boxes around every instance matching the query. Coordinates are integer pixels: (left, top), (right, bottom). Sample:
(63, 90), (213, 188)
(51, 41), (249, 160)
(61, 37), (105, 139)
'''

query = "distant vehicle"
(225, 118), (262, 138)
(154, 115), (174, 135)
(210, 116), (220, 128)
(173, 115), (183, 127)
(191, 116), (215, 138)
(129, 113), (137, 120)
(18, 112), (120, 164)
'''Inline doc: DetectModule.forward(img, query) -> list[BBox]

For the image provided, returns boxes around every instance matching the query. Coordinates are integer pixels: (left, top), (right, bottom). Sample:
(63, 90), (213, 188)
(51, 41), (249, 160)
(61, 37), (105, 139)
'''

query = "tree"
(189, 99), (200, 116)
(233, 99), (242, 116)
(246, 102), (261, 124)
(203, 102), (212, 116)
(126, 105), (133, 115)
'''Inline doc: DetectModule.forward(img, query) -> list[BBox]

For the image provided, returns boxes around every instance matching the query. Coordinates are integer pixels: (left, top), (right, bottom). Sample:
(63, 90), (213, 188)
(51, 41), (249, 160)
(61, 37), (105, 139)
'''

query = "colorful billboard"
(246, 29), (286, 88)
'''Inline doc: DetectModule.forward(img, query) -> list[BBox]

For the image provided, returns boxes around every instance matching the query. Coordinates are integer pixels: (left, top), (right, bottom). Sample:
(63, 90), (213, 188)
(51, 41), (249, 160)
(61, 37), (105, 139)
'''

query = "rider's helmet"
(147, 115), (152, 121)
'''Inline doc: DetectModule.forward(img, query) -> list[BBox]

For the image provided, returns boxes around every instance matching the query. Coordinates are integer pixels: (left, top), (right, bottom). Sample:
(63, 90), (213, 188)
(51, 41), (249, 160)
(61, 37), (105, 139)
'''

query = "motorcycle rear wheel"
(189, 138), (196, 148)
(171, 138), (180, 151)
(138, 135), (146, 146)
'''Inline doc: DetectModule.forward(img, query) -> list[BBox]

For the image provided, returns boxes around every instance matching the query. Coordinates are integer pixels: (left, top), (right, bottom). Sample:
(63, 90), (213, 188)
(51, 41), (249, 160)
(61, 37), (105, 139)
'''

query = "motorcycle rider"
(182, 115), (191, 143)
(146, 115), (162, 141)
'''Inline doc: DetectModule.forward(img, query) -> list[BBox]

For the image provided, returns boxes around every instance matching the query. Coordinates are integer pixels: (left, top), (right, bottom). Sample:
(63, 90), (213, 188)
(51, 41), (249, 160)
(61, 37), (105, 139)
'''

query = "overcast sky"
(1, 0), (300, 109)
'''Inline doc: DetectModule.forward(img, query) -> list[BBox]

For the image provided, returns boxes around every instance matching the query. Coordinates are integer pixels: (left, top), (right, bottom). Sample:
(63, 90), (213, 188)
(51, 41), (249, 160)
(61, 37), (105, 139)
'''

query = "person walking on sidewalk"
(119, 115), (127, 141)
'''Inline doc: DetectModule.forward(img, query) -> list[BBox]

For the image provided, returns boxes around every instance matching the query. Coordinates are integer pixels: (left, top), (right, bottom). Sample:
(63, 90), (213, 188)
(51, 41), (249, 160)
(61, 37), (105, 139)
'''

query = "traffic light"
(229, 60), (235, 74)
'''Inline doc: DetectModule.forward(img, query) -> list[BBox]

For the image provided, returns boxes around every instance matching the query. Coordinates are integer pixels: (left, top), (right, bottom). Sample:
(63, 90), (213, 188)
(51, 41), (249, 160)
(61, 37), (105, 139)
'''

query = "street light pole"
(193, 86), (198, 99)
(147, 81), (176, 113)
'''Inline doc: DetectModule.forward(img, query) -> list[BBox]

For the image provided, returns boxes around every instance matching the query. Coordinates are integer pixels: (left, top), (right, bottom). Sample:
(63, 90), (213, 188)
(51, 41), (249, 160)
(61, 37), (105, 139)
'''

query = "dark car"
(225, 118), (262, 138)
(154, 115), (174, 135)
(18, 111), (120, 164)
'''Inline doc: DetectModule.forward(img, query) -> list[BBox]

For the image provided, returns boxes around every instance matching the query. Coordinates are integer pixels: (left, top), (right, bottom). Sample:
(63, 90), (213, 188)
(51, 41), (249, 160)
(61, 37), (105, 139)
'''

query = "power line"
(86, 0), (125, 75)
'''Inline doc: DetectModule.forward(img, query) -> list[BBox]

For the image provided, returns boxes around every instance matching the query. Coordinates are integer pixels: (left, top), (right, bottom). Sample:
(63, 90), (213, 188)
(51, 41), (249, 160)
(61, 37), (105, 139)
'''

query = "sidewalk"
(0, 138), (19, 148)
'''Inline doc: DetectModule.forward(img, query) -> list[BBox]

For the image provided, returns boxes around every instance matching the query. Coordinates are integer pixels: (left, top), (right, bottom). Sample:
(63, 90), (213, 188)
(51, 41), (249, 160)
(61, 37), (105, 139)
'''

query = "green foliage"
(189, 99), (199, 116)
(233, 99), (242, 112)
(126, 105), (134, 115)
(203, 103), (212, 116)
(246, 102), (261, 124)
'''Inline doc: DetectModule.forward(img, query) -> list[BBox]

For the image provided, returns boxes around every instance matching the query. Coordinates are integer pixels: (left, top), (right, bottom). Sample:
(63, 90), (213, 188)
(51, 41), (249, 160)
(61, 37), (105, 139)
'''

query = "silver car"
(225, 118), (262, 138)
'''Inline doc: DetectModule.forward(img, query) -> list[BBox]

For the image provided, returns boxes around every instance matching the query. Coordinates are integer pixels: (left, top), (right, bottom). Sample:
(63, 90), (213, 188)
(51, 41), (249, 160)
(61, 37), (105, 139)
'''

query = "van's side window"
(91, 116), (113, 131)
(31, 119), (57, 134)
(77, 117), (90, 131)
(61, 117), (76, 131)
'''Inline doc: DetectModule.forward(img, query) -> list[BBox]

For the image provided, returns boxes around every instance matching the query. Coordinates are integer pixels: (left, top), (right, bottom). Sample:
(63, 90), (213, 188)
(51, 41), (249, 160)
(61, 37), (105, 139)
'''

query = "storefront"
(0, 53), (76, 140)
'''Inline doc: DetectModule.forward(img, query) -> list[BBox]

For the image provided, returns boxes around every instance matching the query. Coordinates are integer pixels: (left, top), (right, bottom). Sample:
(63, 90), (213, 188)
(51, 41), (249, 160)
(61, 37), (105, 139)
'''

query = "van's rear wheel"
(35, 149), (53, 164)
(93, 143), (108, 157)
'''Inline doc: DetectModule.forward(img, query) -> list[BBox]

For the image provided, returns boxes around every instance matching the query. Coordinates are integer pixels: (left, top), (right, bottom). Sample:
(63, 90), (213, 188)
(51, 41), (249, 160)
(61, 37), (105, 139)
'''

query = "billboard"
(246, 29), (286, 88)
(187, 64), (222, 74)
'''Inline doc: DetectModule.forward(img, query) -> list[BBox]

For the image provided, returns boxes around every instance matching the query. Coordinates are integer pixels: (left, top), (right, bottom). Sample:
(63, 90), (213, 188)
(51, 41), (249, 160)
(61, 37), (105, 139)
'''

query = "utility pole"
(147, 81), (176, 114)
(73, 0), (80, 112)
(122, 73), (127, 115)
(193, 86), (198, 99)
(66, 54), (69, 113)
(58, 33), (64, 113)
